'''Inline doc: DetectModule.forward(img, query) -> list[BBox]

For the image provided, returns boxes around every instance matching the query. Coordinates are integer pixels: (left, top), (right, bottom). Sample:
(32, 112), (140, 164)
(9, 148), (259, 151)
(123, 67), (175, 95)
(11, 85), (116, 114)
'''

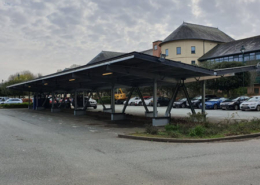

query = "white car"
(134, 97), (152, 106)
(123, 97), (139, 105)
(1, 98), (23, 104)
(240, 96), (260, 111)
(144, 97), (153, 106)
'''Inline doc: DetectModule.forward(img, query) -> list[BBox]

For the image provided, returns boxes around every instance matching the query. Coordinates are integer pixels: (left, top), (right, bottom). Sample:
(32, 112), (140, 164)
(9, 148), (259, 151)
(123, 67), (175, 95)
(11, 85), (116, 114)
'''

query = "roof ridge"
(183, 22), (218, 29)
(223, 35), (260, 44)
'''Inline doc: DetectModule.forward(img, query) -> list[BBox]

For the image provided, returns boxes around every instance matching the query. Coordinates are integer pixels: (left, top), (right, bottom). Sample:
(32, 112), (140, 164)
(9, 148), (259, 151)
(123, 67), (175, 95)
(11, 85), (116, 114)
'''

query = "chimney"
(152, 40), (162, 57)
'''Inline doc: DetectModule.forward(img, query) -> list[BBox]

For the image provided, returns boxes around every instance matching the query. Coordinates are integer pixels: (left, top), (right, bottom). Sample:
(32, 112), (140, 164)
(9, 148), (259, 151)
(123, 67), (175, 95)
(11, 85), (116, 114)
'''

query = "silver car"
(1, 98), (23, 104)
(240, 96), (260, 111)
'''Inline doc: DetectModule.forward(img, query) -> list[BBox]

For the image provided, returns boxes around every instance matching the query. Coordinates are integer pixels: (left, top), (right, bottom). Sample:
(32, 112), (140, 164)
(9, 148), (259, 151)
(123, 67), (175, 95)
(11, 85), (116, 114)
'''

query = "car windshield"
(231, 97), (240, 102)
(208, 99), (219, 101)
(178, 98), (186, 101)
(192, 96), (201, 100)
(248, 97), (260, 102)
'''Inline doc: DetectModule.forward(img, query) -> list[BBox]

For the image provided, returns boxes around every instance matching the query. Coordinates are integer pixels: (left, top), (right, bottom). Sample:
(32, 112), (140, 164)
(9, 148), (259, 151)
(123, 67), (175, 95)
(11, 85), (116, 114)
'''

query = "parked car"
(134, 96), (152, 106)
(151, 97), (170, 107)
(173, 98), (187, 108)
(144, 97), (153, 106)
(0, 97), (9, 103)
(0, 98), (23, 104)
(187, 95), (217, 108)
(123, 97), (139, 105)
(199, 97), (227, 109)
(220, 96), (250, 110)
(71, 97), (97, 109)
(240, 96), (260, 111)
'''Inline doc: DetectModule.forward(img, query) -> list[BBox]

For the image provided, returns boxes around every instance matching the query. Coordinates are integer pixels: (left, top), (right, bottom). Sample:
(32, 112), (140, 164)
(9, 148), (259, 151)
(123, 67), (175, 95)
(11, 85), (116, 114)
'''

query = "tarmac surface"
(89, 104), (260, 121)
(1, 108), (260, 185)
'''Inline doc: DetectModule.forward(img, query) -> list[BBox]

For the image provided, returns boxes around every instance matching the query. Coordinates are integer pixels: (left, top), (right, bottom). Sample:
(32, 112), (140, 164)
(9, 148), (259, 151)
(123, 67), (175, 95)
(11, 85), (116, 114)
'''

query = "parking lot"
(88, 104), (260, 121)
(1, 108), (260, 185)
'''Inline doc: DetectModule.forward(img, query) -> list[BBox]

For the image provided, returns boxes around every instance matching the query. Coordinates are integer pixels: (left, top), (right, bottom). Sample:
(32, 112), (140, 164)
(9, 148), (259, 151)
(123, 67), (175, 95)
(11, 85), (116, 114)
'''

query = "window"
(191, 60), (196, 65)
(215, 58), (220, 63)
(154, 45), (157, 50)
(233, 55), (239, 62)
(250, 53), (255, 61)
(165, 49), (169, 56)
(228, 56), (233, 62)
(244, 54), (250, 61)
(223, 57), (228, 61)
(254, 88), (259, 94)
(191, 46), (195, 54)
(256, 52), (260, 60)
(176, 47), (181, 55)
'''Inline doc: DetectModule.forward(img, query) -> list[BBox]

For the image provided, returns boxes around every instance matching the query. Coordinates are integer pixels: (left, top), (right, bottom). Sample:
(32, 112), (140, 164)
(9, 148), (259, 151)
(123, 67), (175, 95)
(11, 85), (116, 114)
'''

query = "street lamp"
(240, 45), (246, 87)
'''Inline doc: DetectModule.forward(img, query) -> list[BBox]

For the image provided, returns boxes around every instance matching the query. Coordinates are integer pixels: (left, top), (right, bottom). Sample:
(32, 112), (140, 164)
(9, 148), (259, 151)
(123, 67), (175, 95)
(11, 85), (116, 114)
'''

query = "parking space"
(1, 108), (260, 185)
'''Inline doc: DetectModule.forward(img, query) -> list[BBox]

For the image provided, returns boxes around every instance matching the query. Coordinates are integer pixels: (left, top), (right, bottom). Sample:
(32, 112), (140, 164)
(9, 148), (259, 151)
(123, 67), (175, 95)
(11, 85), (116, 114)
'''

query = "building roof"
(87, 51), (125, 65)
(140, 49), (153, 56)
(199, 35), (260, 61)
(160, 22), (234, 45)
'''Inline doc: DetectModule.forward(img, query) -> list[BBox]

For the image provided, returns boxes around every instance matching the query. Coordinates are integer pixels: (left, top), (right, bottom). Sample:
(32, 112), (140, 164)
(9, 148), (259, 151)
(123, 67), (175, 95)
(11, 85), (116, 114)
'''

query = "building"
(152, 22), (260, 94)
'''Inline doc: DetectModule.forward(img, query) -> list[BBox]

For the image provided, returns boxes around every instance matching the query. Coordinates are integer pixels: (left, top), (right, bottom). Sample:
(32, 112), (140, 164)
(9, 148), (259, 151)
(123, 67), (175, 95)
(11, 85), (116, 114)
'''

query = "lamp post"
(240, 45), (246, 87)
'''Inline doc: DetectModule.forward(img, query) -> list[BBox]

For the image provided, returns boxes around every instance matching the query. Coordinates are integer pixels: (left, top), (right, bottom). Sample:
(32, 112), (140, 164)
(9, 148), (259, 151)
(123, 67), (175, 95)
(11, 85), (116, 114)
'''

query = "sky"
(1, 0), (260, 81)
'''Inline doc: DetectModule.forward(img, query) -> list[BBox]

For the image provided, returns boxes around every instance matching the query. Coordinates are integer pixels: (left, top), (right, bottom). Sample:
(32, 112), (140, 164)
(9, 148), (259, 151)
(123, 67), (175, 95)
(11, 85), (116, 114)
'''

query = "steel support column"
(36, 92), (39, 108)
(136, 87), (149, 113)
(122, 87), (135, 113)
(75, 91), (78, 109)
(182, 82), (196, 115)
(83, 91), (85, 107)
(202, 80), (206, 115)
(52, 92), (55, 109)
(28, 92), (30, 109)
(153, 79), (158, 117)
(165, 83), (180, 117)
(111, 85), (115, 113)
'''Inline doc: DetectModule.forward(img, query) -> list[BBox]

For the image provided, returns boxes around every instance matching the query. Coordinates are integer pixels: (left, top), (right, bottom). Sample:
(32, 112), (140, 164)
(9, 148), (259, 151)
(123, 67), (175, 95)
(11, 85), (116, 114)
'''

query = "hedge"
(98, 96), (111, 104)
(0, 102), (29, 108)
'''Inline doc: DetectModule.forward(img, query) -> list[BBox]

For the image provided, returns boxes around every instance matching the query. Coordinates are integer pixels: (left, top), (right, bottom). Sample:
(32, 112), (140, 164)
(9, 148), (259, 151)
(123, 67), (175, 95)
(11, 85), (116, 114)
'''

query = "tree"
(206, 62), (250, 96)
(1, 71), (39, 97)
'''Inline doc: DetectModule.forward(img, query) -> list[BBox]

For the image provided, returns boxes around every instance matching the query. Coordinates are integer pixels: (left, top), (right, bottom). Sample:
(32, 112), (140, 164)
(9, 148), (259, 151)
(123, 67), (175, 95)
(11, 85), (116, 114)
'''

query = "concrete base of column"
(111, 113), (126, 121)
(51, 108), (61, 113)
(103, 108), (112, 113)
(36, 107), (45, 110)
(152, 117), (170, 126)
(74, 109), (86, 116)
(145, 111), (158, 118)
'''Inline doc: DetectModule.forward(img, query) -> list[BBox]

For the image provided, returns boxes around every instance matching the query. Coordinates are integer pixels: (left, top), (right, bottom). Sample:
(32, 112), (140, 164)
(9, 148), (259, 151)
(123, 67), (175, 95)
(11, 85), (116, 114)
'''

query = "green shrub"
(0, 103), (29, 108)
(145, 125), (159, 135)
(187, 112), (207, 124)
(189, 125), (206, 137)
(98, 96), (111, 104)
(165, 124), (180, 132)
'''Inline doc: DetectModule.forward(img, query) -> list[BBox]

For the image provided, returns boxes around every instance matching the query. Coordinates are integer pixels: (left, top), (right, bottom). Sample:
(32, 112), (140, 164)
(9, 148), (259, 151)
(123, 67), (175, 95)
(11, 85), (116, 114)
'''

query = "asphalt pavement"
(1, 108), (260, 185)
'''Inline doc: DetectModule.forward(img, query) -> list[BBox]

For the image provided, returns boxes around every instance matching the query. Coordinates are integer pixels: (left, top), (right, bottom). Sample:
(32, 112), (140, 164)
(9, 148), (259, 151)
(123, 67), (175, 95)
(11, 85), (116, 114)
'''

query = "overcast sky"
(1, 0), (259, 81)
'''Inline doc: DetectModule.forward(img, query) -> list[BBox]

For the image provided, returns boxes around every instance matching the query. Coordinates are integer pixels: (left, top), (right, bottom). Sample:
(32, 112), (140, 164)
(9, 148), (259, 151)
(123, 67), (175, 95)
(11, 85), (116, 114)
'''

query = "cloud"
(0, 0), (259, 81)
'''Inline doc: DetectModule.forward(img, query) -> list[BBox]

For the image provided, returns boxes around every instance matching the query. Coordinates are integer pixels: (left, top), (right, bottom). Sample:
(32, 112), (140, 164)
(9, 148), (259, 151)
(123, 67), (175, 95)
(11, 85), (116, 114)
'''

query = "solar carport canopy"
(7, 52), (258, 92)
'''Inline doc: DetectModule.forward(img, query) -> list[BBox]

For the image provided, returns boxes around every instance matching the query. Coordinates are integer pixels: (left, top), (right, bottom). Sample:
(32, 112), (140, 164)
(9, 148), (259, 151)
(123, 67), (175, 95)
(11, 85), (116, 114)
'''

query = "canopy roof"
(8, 52), (258, 93)
(161, 22), (234, 46)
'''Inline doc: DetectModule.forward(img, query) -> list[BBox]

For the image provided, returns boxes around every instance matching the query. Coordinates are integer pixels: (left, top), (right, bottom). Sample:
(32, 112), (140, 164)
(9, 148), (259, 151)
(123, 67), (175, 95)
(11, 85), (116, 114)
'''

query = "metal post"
(83, 91), (85, 107)
(96, 90), (106, 109)
(52, 92), (54, 109)
(165, 83), (180, 117)
(75, 91), (78, 109)
(243, 53), (245, 87)
(202, 80), (206, 115)
(136, 87), (149, 113)
(153, 79), (158, 117)
(36, 92), (39, 108)
(28, 92), (30, 109)
(183, 82), (196, 115)
(111, 85), (115, 113)
(122, 87), (135, 113)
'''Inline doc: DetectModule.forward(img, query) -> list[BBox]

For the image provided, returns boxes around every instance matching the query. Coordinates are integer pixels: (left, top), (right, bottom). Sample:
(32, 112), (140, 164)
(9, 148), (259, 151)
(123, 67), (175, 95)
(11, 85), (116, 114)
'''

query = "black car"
(186, 95), (217, 109)
(151, 97), (170, 107)
(220, 96), (250, 110)
(173, 98), (187, 108)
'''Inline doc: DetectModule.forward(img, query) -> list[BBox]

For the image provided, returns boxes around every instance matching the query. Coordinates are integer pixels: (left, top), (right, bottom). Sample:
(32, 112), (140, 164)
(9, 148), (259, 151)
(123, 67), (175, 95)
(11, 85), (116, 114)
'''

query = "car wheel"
(94, 106), (97, 109)
(157, 103), (160, 107)
(181, 104), (186, 108)
(213, 104), (217, 110)
(139, 102), (142, 106)
(130, 102), (134, 106)
(197, 104), (200, 109)
(257, 105), (260, 111)
(234, 105), (239, 110)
